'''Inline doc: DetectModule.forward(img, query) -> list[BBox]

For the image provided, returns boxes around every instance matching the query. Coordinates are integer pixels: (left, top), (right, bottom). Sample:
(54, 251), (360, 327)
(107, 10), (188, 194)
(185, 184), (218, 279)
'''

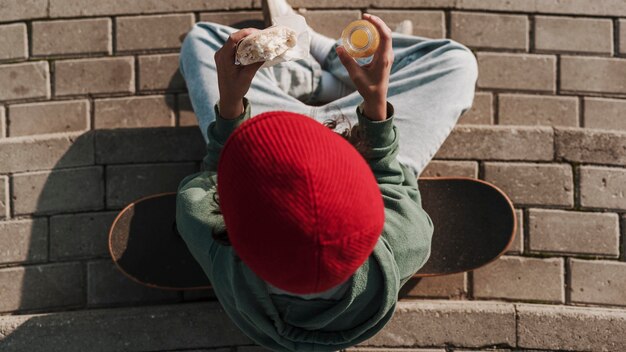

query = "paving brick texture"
(1, 2), (625, 351)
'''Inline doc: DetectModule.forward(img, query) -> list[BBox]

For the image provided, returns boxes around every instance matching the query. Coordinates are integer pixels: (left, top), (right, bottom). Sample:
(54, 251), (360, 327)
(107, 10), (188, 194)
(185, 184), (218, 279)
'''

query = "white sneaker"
(393, 19), (413, 35)
(262, 0), (297, 27)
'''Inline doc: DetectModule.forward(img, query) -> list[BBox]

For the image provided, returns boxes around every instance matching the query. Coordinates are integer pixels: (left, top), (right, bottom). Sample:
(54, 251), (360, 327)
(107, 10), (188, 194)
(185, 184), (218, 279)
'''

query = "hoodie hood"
(216, 236), (401, 352)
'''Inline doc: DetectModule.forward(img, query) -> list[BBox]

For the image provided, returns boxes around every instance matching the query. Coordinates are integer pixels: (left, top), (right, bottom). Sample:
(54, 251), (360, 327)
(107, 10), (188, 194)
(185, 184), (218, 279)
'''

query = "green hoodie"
(176, 97), (434, 352)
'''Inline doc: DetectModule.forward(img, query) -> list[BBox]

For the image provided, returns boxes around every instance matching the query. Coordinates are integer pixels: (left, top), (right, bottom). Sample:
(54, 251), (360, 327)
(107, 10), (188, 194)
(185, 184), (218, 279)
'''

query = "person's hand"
(214, 28), (265, 119)
(336, 13), (394, 121)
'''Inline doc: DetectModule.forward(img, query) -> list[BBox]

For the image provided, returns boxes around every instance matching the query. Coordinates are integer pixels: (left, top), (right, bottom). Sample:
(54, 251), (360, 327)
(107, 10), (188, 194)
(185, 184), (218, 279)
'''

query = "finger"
(362, 14), (393, 62)
(223, 28), (260, 52)
(336, 45), (360, 77)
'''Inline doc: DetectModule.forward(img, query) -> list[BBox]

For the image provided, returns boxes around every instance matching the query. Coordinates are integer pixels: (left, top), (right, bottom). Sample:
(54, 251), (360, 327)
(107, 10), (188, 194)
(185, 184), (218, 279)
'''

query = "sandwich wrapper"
(235, 13), (311, 69)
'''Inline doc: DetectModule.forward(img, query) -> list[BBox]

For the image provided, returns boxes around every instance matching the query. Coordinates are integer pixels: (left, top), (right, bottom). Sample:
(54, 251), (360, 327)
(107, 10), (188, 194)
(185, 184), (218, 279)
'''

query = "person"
(175, 1), (478, 351)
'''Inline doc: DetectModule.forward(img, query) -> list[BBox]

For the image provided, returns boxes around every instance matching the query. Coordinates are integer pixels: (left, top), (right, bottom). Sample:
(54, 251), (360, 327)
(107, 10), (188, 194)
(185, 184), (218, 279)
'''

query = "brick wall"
(0, 0), (625, 320)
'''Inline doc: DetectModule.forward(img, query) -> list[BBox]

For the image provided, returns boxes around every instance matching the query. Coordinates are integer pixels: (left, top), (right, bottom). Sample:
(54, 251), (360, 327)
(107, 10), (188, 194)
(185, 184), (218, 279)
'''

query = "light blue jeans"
(179, 22), (478, 177)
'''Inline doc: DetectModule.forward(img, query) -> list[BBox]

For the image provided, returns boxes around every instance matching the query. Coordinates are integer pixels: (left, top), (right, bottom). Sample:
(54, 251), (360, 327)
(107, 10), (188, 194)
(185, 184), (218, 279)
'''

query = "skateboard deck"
(109, 177), (516, 290)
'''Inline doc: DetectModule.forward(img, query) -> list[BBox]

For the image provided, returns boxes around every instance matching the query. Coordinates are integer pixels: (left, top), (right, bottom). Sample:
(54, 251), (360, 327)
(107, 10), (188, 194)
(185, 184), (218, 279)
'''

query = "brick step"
(1, 300), (625, 351)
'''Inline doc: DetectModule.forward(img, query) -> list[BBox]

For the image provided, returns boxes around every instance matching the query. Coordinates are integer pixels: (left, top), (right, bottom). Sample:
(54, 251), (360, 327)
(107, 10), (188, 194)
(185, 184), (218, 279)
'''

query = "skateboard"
(108, 177), (517, 290)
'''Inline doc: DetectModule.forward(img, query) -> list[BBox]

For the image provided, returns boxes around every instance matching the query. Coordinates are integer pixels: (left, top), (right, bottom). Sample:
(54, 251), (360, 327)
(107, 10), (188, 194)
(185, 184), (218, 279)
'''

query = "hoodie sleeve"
(202, 97), (252, 172)
(356, 101), (435, 284)
(175, 98), (252, 281)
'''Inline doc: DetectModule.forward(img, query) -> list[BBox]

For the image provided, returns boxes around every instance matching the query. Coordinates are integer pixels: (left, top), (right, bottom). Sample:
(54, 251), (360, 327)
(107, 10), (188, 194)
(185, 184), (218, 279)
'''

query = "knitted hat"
(217, 110), (385, 294)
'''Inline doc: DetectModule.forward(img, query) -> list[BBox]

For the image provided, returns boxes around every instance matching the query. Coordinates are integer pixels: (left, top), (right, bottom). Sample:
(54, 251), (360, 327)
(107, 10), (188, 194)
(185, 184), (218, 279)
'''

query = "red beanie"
(217, 110), (385, 294)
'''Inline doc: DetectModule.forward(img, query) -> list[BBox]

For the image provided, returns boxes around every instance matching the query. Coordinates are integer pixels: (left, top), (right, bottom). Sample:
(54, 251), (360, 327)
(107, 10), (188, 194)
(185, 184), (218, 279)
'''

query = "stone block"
(477, 53), (556, 92)
(0, 262), (84, 313)
(0, 132), (94, 173)
(138, 53), (186, 91)
(87, 260), (180, 306)
(473, 255), (564, 303)
(0, 218), (48, 265)
(199, 11), (264, 28)
(420, 160), (478, 178)
(105, 162), (199, 208)
(55, 57), (134, 96)
(535, 16), (613, 54)
(0, 23), (28, 60)
(0, 61), (50, 101)
(367, 10), (445, 38)
(579, 166), (626, 210)
(561, 56), (626, 94)
(498, 93), (578, 127)
(48, 0), (256, 17)
(299, 10), (362, 39)
(517, 302), (626, 351)
(12, 166), (104, 215)
(116, 14), (195, 51)
(555, 127), (626, 166)
(362, 300), (516, 348)
(0, 0), (47, 22)
(95, 127), (205, 164)
(50, 211), (118, 260)
(0, 301), (251, 350)
(450, 12), (528, 50)
(8, 100), (89, 136)
(32, 18), (112, 56)
(528, 209), (619, 256)
(178, 93), (198, 126)
(570, 258), (626, 306)
(94, 95), (174, 128)
(483, 162), (574, 207)
(434, 125), (554, 161)
(584, 97), (626, 131)
(400, 273), (466, 299)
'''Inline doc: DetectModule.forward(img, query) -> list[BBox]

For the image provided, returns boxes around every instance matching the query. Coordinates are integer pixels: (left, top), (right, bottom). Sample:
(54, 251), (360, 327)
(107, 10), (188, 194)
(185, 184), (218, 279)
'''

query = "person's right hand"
(336, 13), (394, 121)
(214, 28), (265, 119)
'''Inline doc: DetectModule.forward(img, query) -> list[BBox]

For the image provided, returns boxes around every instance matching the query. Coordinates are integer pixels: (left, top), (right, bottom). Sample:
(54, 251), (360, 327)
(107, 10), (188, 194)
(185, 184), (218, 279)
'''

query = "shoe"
(261, 0), (297, 28)
(393, 20), (413, 35)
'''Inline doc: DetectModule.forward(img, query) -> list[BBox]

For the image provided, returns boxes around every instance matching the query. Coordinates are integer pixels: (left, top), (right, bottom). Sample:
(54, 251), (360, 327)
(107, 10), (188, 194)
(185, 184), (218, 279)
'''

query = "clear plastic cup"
(340, 19), (380, 58)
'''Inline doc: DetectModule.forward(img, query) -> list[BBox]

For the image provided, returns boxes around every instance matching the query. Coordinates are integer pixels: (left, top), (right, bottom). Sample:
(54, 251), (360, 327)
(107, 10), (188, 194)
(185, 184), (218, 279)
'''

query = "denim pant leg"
(179, 21), (324, 144)
(314, 33), (479, 178)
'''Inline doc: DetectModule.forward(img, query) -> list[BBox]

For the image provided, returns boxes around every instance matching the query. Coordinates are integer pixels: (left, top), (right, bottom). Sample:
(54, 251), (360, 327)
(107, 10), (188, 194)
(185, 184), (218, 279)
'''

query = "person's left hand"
(336, 13), (394, 121)
(214, 28), (265, 118)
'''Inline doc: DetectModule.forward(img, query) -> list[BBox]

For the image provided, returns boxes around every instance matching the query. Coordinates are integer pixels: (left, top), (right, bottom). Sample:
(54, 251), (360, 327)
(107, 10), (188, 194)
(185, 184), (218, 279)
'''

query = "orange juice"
(340, 20), (380, 58)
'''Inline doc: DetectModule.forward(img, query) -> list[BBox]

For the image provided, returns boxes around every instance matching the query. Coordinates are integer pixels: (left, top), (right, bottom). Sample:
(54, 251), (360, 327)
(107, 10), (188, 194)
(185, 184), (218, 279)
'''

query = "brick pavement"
(0, 1), (625, 351)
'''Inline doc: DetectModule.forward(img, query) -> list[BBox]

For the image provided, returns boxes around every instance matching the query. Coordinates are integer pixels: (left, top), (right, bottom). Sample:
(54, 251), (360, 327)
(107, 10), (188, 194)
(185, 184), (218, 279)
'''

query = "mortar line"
(46, 215), (50, 262)
(617, 213), (626, 262)
(578, 95), (584, 128)
(572, 162), (580, 210)
(7, 173), (13, 220)
(2, 7), (626, 25)
(87, 97), (94, 130)
(564, 256), (572, 305)
(493, 92), (499, 125)
(173, 93), (180, 127)
(26, 20), (33, 60)
(514, 303), (520, 348)
(613, 18), (619, 57)
(3, 103), (9, 138)
(467, 270), (474, 300)
(555, 54), (560, 95)
(528, 14), (535, 53)
(444, 10), (451, 39)
(111, 16), (117, 56)
(522, 208), (529, 255)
